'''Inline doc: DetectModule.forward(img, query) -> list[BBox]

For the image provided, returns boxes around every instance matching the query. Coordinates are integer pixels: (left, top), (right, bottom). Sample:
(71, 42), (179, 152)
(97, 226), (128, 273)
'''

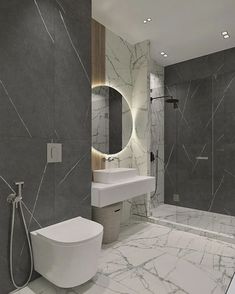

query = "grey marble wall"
(0, 0), (91, 292)
(165, 47), (235, 216)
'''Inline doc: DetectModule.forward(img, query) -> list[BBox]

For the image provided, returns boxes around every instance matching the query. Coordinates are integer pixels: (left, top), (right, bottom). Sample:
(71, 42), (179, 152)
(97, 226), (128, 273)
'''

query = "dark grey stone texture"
(109, 88), (122, 154)
(165, 47), (235, 216)
(165, 47), (235, 86)
(0, 0), (91, 292)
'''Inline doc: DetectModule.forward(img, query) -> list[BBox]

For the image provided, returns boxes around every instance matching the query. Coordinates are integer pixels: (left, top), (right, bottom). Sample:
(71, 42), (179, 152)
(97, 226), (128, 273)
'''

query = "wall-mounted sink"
(92, 168), (155, 243)
(93, 168), (137, 184)
(92, 168), (155, 208)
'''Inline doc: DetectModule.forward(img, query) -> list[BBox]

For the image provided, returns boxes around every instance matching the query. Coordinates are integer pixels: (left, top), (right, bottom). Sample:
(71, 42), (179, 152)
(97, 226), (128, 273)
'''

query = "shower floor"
(150, 204), (235, 242)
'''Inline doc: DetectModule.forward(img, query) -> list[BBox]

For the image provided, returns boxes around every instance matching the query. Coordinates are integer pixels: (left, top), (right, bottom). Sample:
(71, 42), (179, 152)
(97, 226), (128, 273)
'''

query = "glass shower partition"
(150, 74), (235, 243)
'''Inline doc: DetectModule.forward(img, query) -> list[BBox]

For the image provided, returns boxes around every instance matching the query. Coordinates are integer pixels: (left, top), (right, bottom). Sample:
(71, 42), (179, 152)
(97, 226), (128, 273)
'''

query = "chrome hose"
(10, 200), (33, 289)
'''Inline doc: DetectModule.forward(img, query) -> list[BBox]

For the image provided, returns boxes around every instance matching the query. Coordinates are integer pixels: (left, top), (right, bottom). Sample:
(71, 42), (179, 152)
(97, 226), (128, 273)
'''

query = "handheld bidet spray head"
(15, 181), (24, 197)
(15, 181), (24, 208)
(7, 181), (24, 208)
(8, 179), (34, 289)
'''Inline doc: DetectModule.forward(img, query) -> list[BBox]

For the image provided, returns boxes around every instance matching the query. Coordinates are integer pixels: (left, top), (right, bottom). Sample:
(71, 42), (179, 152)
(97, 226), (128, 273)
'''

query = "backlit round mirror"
(92, 85), (133, 154)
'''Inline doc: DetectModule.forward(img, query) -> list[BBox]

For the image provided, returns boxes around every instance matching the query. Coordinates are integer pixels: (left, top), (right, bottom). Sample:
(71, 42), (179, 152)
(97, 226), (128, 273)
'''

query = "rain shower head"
(150, 95), (179, 109)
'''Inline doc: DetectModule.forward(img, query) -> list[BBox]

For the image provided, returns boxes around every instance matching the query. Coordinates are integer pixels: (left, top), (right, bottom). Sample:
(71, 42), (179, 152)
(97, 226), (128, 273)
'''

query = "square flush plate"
(47, 143), (62, 163)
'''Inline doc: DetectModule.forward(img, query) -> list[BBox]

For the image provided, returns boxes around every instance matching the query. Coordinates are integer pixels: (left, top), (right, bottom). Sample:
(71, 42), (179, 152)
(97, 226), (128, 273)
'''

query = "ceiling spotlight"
(221, 31), (230, 39)
(161, 52), (168, 57)
(144, 17), (152, 24)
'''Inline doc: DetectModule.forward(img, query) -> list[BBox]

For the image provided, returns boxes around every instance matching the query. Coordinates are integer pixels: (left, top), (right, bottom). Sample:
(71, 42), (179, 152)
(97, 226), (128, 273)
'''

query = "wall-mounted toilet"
(30, 217), (103, 288)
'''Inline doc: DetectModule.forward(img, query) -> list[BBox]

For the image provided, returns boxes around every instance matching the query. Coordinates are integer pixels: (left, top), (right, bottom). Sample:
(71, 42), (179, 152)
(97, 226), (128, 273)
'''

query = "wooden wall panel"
(92, 19), (105, 85)
(92, 149), (105, 172)
(92, 20), (106, 170)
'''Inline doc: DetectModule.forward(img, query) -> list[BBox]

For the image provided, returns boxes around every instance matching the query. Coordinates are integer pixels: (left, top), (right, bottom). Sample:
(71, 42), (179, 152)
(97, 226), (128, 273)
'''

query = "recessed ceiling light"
(160, 51), (168, 57)
(221, 31), (230, 39)
(144, 17), (152, 24)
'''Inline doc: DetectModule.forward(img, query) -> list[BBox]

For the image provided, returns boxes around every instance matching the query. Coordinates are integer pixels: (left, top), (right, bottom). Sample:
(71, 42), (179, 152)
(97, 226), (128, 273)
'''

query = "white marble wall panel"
(105, 29), (133, 165)
(150, 62), (165, 208)
(105, 29), (133, 103)
(130, 41), (151, 217)
(122, 97), (132, 147)
(92, 91), (109, 153)
(104, 30), (152, 220)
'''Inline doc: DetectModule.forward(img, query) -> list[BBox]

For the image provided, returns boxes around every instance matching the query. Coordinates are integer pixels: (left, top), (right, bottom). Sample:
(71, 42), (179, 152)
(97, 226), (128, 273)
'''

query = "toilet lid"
(35, 217), (103, 245)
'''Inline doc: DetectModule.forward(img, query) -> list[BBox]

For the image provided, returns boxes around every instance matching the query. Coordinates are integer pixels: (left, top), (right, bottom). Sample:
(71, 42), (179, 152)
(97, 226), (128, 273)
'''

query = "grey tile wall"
(0, 0), (91, 292)
(165, 47), (235, 216)
(165, 48), (235, 86)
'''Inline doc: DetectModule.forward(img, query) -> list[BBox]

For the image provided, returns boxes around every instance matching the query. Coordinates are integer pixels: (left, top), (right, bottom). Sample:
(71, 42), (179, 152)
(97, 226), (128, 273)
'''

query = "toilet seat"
(35, 217), (103, 246)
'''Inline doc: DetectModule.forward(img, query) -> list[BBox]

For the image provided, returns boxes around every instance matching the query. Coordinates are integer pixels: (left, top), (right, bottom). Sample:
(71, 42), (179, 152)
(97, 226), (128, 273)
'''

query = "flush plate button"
(47, 143), (62, 163)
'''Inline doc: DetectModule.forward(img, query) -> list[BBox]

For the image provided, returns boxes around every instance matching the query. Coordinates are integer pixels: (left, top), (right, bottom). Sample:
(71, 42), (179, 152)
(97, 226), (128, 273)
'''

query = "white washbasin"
(93, 168), (138, 184)
(92, 175), (155, 207)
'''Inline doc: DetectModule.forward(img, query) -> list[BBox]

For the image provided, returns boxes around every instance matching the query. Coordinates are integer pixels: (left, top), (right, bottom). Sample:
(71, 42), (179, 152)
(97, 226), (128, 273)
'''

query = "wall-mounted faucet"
(102, 156), (119, 162)
(102, 156), (120, 168)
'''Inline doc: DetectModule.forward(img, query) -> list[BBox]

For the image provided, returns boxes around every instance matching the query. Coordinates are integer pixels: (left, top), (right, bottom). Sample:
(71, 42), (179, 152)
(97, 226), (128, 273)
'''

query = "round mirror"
(92, 85), (133, 154)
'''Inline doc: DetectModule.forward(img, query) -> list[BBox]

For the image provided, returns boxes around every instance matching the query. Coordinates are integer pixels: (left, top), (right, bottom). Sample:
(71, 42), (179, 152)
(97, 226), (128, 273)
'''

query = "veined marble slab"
(13, 221), (235, 294)
(150, 204), (235, 243)
(227, 273), (235, 294)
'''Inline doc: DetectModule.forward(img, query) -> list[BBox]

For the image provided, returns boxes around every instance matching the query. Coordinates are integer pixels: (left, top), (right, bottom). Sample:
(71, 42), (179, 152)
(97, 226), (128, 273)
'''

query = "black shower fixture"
(150, 95), (179, 109)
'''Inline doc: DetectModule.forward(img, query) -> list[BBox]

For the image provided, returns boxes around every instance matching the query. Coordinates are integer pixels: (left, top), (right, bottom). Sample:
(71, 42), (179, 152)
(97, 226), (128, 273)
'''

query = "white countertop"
(92, 175), (155, 207)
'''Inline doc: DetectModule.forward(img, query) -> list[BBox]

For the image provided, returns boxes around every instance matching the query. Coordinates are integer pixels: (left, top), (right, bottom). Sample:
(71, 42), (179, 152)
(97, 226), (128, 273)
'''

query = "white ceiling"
(92, 0), (235, 66)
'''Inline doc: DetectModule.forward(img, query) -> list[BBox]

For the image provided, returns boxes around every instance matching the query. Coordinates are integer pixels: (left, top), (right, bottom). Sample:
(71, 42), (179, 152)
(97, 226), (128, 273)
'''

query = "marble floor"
(227, 273), (235, 294)
(14, 221), (235, 294)
(151, 204), (235, 239)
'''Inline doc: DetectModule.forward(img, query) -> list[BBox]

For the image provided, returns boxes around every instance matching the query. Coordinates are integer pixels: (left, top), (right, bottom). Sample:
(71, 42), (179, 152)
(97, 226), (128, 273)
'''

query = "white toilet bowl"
(30, 217), (103, 288)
